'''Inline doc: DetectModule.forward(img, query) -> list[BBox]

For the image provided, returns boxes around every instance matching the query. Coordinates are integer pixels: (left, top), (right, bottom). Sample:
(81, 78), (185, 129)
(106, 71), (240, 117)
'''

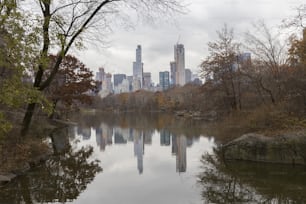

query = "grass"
(205, 104), (306, 143)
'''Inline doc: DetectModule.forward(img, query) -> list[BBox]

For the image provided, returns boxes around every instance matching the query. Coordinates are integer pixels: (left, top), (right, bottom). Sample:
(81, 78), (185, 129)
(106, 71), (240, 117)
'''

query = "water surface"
(1, 112), (306, 203)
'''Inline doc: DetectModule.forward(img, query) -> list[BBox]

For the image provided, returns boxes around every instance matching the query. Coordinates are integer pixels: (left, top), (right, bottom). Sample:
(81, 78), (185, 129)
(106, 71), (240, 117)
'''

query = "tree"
(0, 138), (102, 203)
(243, 21), (289, 104)
(288, 29), (306, 66)
(0, 1), (48, 135)
(200, 24), (241, 110)
(20, 0), (185, 136)
(46, 55), (95, 118)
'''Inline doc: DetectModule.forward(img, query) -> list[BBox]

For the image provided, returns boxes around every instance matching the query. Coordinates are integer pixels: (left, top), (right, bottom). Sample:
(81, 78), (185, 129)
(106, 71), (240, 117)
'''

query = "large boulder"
(0, 173), (16, 185)
(222, 132), (306, 165)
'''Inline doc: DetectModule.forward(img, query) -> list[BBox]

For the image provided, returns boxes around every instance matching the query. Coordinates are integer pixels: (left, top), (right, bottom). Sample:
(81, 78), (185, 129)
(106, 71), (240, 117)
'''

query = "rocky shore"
(222, 131), (306, 165)
(0, 149), (53, 186)
(0, 119), (71, 186)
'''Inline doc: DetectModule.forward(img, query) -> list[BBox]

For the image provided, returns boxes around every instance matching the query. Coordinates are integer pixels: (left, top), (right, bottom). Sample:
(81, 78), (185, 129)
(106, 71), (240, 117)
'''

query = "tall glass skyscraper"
(159, 71), (170, 91)
(133, 45), (143, 88)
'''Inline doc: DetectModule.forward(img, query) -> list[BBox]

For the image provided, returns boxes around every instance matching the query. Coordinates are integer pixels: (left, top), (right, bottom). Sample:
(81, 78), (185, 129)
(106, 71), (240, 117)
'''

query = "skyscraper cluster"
(95, 68), (113, 98)
(95, 44), (202, 98)
(160, 44), (202, 91)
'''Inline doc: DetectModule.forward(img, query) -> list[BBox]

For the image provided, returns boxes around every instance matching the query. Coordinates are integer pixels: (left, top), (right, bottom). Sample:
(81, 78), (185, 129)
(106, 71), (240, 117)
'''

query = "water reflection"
(3, 112), (305, 204)
(199, 149), (306, 203)
(79, 121), (198, 174)
(69, 112), (213, 204)
(0, 128), (102, 204)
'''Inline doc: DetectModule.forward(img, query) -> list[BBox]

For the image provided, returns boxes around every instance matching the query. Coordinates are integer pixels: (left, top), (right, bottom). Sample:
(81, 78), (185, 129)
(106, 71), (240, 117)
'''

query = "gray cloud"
(75, 0), (304, 83)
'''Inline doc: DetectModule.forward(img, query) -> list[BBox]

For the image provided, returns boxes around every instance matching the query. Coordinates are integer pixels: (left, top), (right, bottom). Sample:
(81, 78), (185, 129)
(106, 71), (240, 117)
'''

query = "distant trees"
(96, 84), (205, 113)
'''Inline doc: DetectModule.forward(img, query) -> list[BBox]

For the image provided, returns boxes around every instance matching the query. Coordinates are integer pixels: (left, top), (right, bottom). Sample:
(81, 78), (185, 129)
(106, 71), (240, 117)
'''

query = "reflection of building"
(134, 130), (144, 174)
(96, 123), (113, 151)
(77, 126), (91, 140)
(172, 134), (187, 173)
(128, 128), (134, 141)
(114, 127), (127, 144)
(96, 127), (105, 151)
(160, 129), (171, 146)
(172, 134), (178, 155)
(143, 130), (153, 145)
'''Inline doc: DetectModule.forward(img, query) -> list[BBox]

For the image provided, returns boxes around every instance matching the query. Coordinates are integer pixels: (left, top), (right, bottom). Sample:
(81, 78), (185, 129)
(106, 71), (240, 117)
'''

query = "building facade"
(143, 72), (152, 90)
(114, 74), (126, 87)
(185, 69), (192, 84)
(159, 71), (170, 91)
(170, 61), (176, 85)
(133, 45), (144, 88)
(174, 44), (185, 86)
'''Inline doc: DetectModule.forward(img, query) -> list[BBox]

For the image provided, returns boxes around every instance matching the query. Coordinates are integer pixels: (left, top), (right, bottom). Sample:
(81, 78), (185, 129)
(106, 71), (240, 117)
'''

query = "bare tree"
(200, 24), (241, 110)
(243, 21), (289, 104)
(21, 0), (185, 136)
(282, 4), (306, 30)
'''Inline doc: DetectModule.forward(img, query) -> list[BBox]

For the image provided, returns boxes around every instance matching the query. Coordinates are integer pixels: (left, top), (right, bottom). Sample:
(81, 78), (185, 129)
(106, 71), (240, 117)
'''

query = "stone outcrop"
(222, 132), (306, 165)
(0, 173), (16, 185)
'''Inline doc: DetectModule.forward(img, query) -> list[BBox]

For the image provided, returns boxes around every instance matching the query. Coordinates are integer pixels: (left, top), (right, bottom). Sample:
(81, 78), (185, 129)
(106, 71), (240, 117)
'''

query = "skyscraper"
(159, 71), (170, 91)
(95, 67), (105, 91)
(133, 45), (143, 88)
(170, 61), (176, 85)
(102, 73), (112, 92)
(174, 44), (185, 86)
(113, 74), (126, 87)
(143, 72), (152, 90)
(185, 69), (192, 84)
(95, 67), (105, 82)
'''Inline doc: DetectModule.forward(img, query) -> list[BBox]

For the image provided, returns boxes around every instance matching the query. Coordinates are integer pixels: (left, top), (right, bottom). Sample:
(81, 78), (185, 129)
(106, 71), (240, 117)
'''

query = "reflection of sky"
(73, 125), (215, 204)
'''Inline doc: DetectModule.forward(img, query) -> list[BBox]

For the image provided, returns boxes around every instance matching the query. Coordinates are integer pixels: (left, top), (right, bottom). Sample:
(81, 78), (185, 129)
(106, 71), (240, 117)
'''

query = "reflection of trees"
(70, 111), (207, 138)
(0, 145), (102, 204)
(198, 149), (306, 203)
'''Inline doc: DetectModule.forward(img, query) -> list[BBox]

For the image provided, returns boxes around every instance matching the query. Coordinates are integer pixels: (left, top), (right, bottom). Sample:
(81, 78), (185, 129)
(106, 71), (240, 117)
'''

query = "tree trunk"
(49, 99), (59, 119)
(21, 103), (36, 136)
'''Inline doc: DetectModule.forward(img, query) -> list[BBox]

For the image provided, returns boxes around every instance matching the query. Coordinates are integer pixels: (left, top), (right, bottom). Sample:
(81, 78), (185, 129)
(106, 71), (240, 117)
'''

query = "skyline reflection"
(76, 122), (199, 174)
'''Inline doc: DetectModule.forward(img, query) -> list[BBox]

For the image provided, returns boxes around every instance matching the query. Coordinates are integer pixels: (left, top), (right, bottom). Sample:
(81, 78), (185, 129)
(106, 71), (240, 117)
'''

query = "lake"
(1, 112), (306, 203)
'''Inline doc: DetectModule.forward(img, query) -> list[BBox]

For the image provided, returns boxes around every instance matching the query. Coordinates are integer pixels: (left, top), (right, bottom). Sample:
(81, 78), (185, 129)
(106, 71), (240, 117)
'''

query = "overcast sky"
(74, 0), (304, 83)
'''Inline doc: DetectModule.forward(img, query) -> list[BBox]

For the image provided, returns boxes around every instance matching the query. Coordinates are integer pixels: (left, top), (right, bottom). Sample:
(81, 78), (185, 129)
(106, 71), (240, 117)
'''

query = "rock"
(175, 110), (187, 117)
(222, 132), (306, 165)
(0, 173), (16, 185)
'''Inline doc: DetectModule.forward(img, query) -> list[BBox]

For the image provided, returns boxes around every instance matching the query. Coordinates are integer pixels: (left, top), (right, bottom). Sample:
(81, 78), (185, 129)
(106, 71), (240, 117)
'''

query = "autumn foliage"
(46, 55), (95, 114)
